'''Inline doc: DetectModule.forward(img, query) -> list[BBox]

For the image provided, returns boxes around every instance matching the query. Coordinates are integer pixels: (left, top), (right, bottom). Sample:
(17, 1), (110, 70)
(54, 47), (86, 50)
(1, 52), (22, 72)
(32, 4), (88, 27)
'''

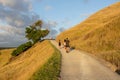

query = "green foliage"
(33, 20), (43, 28)
(12, 41), (32, 56)
(30, 42), (61, 80)
(11, 20), (49, 56)
(25, 20), (49, 44)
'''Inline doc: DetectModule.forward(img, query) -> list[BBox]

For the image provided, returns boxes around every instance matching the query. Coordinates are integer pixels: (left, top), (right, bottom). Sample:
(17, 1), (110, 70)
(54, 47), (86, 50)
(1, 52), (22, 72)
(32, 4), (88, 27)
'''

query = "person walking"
(63, 39), (66, 49)
(58, 40), (61, 49)
(66, 38), (70, 53)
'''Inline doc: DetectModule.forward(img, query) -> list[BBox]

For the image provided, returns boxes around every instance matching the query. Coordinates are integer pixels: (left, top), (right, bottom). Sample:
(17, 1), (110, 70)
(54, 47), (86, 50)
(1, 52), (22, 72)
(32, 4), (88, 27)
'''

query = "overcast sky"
(0, 0), (119, 47)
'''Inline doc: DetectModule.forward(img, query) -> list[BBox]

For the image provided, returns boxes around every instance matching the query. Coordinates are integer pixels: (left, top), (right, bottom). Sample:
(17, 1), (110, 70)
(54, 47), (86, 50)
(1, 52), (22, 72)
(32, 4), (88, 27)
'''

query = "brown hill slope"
(57, 2), (120, 70)
(0, 40), (54, 80)
(0, 49), (15, 68)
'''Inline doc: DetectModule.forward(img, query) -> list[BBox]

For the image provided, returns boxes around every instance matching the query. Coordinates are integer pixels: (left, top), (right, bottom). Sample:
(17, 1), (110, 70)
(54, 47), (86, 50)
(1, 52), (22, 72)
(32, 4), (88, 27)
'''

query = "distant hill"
(57, 2), (120, 70)
(0, 47), (16, 50)
(0, 40), (54, 80)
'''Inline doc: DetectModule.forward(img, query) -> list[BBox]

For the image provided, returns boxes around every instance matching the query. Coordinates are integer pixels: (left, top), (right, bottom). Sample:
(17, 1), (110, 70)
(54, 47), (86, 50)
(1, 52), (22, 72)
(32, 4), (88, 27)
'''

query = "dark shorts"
(66, 45), (70, 47)
(59, 43), (61, 46)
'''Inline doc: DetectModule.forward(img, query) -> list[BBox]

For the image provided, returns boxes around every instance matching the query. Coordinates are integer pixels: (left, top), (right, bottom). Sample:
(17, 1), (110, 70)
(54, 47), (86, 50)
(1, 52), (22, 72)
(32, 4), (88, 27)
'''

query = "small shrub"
(12, 41), (32, 56)
(11, 50), (18, 56)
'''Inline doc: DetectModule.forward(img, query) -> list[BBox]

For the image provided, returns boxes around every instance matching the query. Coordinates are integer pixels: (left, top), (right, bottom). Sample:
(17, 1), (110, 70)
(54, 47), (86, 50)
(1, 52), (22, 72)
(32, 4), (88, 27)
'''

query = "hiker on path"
(63, 39), (66, 49)
(66, 38), (70, 53)
(58, 40), (61, 49)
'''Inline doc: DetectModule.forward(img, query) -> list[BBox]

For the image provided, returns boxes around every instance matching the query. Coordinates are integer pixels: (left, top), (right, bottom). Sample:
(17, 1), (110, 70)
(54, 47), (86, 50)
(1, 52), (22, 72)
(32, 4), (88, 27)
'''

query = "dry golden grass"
(57, 2), (120, 70)
(0, 40), (54, 80)
(0, 49), (15, 68)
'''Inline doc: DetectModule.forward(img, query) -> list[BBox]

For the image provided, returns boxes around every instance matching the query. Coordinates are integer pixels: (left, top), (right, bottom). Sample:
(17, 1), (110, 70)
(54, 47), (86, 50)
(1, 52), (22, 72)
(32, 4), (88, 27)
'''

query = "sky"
(0, 0), (119, 47)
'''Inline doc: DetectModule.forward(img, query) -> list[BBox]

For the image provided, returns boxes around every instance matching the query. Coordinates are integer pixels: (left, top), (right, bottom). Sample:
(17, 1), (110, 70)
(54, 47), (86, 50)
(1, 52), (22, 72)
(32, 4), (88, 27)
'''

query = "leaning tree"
(25, 20), (49, 44)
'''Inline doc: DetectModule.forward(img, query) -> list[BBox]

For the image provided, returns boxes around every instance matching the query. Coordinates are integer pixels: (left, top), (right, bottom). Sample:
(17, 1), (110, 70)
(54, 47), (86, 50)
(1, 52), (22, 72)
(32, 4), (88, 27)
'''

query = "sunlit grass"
(98, 50), (120, 71)
(30, 42), (61, 80)
(0, 40), (54, 80)
(0, 48), (15, 68)
(57, 2), (120, 70)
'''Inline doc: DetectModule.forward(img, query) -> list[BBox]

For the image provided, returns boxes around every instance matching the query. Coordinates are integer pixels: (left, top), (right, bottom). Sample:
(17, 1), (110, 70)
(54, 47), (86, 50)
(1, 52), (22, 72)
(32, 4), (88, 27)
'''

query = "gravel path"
(51, 40), (120, 80)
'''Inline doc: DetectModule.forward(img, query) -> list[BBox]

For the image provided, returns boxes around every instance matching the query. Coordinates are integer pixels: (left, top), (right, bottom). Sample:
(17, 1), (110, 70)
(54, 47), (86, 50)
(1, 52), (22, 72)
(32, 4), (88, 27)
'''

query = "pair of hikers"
(59, 38), (70, 53)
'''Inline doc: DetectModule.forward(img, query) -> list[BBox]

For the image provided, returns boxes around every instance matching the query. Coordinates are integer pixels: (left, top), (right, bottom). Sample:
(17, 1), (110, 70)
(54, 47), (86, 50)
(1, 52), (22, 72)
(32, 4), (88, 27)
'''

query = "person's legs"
(59, 45), (61, 49)
(59, 44), (61, 48)
(65, 46), (67, 53)
(68, 47), (70, 52)
(66, 47), (69, 53)
(65, 48), (68, 53)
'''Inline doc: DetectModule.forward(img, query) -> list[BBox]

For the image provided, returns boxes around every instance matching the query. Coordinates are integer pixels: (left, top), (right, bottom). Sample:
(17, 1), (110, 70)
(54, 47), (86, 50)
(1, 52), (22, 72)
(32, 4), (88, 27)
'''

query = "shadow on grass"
(70, 46), (75, 51)
(115, 69), (120, 75)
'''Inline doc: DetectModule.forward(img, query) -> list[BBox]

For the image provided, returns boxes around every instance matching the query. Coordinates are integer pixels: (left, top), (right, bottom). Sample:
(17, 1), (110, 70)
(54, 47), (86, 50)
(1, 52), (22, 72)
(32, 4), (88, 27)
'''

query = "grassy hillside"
(0, 40), (55, 80)
(57, 2), (120, 70)
(30, 42), (61, 80)
(0, 49), (15, 68)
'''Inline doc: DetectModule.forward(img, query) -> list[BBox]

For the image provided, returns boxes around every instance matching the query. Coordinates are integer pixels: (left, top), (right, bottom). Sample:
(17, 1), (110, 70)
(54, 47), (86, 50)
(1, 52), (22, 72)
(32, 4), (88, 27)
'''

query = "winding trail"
(51, 40), (120, 80)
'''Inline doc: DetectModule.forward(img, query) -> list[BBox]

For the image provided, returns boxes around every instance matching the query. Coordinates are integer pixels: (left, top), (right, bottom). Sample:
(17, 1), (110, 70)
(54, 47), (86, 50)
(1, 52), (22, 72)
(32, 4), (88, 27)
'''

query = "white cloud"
(59, 27), (65, 32)
(43, 20), (58, 29)
(0, 25), (27, 47)
(62, 18), (71, 25)
(0, 0), (35, 47)
(42, 20), (59, 38)
(14, 20), (24, 27)
(47, 20), (57, 27)
(0, 0), (32, 12)
(0, 25), (25, 35)
(45, 5), (53, 11)
(0, 0), (58, 47)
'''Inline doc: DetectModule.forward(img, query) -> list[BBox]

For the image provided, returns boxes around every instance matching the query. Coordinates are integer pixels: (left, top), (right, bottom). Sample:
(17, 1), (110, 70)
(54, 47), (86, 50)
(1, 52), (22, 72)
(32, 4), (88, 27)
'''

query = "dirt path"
(51, 40), (120, 80)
